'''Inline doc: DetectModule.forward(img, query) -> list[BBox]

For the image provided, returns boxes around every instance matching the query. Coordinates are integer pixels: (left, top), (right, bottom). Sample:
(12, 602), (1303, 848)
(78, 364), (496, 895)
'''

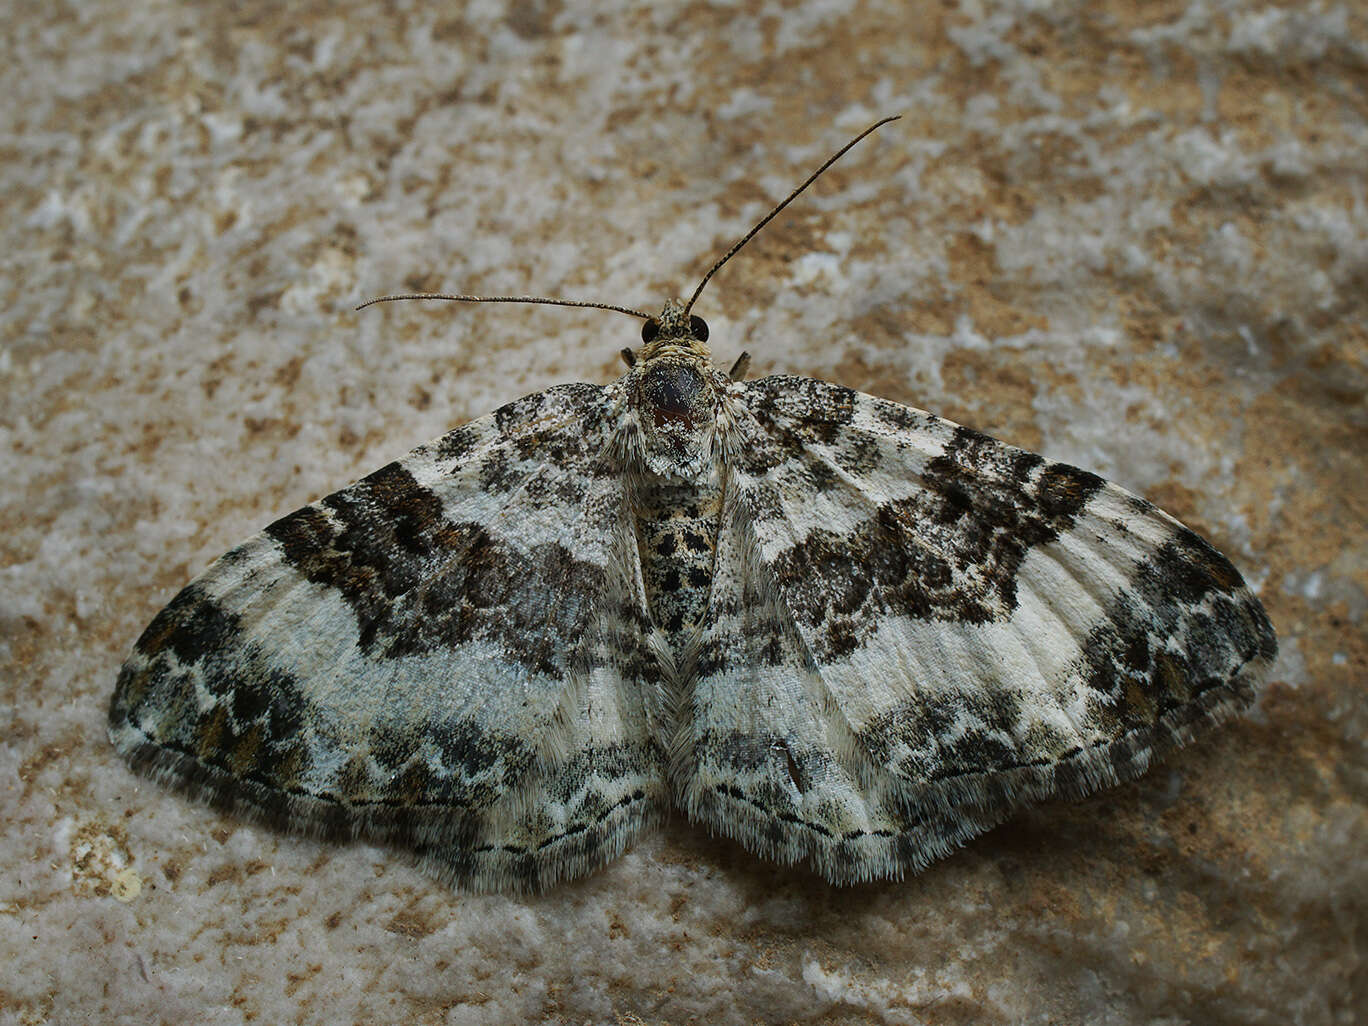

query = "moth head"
(640, 305), (708, 348)
(633, 298), (710, 364)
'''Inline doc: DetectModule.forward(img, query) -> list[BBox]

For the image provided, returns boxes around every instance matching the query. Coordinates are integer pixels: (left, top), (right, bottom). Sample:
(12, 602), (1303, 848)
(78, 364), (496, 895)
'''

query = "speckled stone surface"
(2, 2), (1364, 1024)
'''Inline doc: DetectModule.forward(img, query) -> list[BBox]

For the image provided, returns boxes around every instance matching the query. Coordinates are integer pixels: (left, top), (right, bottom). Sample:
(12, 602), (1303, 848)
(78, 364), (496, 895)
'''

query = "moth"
(110, 118), (1277, 892)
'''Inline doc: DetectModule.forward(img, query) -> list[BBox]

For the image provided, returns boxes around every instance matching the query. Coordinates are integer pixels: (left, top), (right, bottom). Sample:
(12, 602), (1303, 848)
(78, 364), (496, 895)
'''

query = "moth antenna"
(683, 115), (900, 317)
(355, 292), (651, 320)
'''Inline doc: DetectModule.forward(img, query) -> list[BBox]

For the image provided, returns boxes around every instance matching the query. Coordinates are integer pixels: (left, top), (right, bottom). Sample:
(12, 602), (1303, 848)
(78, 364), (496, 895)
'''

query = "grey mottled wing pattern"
(678, 375), (1276, 883)
(109, 382), (663, 892)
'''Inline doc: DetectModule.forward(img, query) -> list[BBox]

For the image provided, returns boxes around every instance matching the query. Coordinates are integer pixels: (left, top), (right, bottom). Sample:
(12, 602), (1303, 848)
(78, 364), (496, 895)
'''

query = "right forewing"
(677, 375), (1276, 883)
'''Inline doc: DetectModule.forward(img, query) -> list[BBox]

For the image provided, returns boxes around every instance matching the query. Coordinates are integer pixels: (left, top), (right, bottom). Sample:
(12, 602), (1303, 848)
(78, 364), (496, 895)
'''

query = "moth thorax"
(637, 358), (714, 476)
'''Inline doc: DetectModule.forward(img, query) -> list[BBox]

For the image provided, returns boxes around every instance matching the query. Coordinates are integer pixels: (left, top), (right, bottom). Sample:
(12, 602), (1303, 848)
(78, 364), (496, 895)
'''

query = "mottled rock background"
(2, 2), (1364, 1023)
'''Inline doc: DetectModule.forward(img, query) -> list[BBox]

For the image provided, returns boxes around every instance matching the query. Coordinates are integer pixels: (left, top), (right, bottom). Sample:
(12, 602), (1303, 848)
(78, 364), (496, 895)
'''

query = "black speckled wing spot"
(673, 376), (1277, 883)
(109, 382), (666, 893)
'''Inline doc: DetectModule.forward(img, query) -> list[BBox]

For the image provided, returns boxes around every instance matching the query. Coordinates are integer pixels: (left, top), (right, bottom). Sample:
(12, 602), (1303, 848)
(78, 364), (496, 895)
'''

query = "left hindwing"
(678, 374), (1277, 883)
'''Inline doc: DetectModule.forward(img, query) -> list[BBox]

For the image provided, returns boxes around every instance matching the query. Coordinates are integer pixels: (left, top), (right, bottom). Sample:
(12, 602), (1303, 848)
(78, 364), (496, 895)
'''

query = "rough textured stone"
(1, 2), (1363, 1023)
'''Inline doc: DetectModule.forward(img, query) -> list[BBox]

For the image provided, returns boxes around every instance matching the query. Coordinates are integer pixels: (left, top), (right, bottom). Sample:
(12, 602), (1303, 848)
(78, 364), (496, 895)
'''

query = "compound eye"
(689, 315), (709, 341)
(641, 318), (660, 344)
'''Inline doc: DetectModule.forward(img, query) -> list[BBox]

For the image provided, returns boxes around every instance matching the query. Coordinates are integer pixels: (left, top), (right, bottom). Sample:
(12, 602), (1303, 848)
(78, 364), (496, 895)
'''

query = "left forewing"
(110, 382), (664, 892)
